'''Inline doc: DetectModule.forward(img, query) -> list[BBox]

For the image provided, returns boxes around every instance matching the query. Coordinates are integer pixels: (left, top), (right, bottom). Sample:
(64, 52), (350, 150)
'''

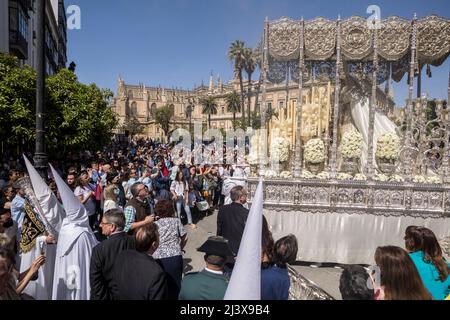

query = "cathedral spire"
(209, 71), (214, 93)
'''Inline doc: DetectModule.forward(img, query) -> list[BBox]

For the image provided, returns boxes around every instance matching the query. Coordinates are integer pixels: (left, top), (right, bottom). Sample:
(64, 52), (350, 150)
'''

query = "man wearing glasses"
(123, 183), (155, 234)
(90, 209), (135, 300)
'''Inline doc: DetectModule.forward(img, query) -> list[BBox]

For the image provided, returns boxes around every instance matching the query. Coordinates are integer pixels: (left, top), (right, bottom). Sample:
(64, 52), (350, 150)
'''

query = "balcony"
(9, 30), (28, 60)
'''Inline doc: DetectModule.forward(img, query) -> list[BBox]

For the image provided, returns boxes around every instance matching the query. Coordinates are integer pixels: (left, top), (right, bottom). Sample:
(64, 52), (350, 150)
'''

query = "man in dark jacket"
(216, 186), (249, 256)
(89, 209), (135, 300)
(111, 223), (167, 300)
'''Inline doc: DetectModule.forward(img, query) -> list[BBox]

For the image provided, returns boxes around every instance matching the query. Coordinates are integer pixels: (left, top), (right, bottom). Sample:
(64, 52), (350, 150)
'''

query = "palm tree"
(200, 96), (218, 128)
(225, 91), (241, 130)
(253, 44), (263, 116)
(228, 40), (246, 125)
(243, 47), (256, 127)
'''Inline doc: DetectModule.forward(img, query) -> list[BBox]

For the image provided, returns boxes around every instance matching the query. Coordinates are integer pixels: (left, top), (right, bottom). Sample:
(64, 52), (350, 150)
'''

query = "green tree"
(119, 117), (145, 138)
(200, 96), (218, 128)
(225, 91), (241, 130)
(45, 69), (118, 155)
(228, 40), (246, 125)
(0, 54), (36, 150)
(0, 54), (117, 157)
(155, 104), (174, 137)
(243, 47), (256, 127)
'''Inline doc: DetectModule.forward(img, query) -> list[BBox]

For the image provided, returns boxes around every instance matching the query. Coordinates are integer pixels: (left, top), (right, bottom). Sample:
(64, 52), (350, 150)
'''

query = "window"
(222, 107), (225, 114)
(131, 102), (138, 117)
(18, 10), (28, 39)
(267, 102), (272, 110)
(278, 100), (284, 109)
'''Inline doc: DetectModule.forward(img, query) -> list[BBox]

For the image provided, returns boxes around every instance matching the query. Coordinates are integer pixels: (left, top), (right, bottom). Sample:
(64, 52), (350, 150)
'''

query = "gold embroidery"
(20, 201), (46, 253)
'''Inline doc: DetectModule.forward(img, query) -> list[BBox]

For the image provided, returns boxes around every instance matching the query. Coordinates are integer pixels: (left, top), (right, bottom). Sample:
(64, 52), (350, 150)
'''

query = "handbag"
(196, 200), (210, 211)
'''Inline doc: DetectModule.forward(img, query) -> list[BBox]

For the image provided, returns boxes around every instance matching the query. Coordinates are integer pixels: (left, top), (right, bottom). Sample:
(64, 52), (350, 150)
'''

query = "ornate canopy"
(267, 15), (450, 82)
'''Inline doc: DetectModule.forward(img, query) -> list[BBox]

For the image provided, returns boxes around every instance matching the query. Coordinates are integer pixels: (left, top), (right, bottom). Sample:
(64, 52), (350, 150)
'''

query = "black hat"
(197, 236), (234, 257)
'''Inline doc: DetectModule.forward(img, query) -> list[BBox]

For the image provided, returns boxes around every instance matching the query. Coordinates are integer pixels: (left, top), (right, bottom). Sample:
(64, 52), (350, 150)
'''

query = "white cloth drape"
(20, 236), (57, 300)
(350, 98), (397, 171)
(266, 209), (450, 265)
(52, 232), (97, 300)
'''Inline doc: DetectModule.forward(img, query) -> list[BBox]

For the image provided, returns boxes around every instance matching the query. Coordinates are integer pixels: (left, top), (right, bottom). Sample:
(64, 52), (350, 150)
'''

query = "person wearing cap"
(178, 236), (232, 300)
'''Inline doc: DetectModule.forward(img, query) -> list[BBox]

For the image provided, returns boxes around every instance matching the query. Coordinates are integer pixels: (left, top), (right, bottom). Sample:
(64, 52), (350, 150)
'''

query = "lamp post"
(34, 0), (48, 179)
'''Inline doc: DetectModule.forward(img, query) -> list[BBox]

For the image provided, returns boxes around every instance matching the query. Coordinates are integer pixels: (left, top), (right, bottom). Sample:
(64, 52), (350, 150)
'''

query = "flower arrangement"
(280, 171), (292, 179)
(304, 138), (325, 164)
(389, 175), (404, 183)
(264, 170), (278, 179)
(413, 175), (427, 184)
(247, 134), (268, 165)
(337, 173), (353, 181)
(354, 173), (367, 181)
(426, 176), (442, 184)
(374, 173), (389, 182)
(301, 170), (316, 179)
(340, 130), (363, 159)
(316, 171), (330, 180)
(376, 132), (400, 161)
(270, 136), (290, 163)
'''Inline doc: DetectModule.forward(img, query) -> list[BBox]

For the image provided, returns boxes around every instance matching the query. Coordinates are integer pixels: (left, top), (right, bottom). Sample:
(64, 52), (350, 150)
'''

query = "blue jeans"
(175, 198), (193, 224)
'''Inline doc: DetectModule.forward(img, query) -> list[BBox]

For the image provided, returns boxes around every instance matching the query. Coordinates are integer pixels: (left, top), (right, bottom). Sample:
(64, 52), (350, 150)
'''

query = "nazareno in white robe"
(50, 164), (99, 300)
(52, 227), (98, 300)
(21, 155), (66, 300)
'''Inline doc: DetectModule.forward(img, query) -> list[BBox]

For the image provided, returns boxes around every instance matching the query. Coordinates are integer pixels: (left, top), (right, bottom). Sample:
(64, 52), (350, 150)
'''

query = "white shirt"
(205, 267), (223, 275)
(170, 180), (188, 197)
(103, 200), (122, 213)
(74, 185), (96, 216)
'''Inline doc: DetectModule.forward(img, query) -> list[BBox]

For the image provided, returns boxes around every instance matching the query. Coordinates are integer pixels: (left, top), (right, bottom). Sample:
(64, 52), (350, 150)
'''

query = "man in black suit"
(111, 223), (167, 300)
(89, 209), (135, 300)
(216, 186), (249, 256)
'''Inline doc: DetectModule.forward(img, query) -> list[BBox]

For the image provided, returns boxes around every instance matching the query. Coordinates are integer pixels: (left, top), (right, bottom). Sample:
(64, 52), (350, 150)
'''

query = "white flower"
(426, 176), (442, 184)
(301, 170), (316, 179)
(304, 138), (325, 164)
(374, 173), (389, 182)
(376, 133), (400, 161)
(316, 171), (330, 180)
(354, 173), (367, 181)
(337, 173), (353, 180)
(280, 171), (292, 179)
(413, 175), (427, 183)
(247, 134), (268, 165)
(270, 137), (290, 163)
(264, 170), (278, 179)
(340, 130), (363, 159)
(389, 175), (404, 183)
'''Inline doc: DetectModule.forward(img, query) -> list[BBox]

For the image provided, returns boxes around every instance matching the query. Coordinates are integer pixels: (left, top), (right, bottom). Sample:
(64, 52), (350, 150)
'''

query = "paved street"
(182, 209), (343, 300)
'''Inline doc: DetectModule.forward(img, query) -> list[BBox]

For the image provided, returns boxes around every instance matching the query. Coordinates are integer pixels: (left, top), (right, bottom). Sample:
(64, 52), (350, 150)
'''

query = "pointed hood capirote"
(224, 178), (264, 300)
(50, 164), (94, 256)
(23, 155), (65, 238)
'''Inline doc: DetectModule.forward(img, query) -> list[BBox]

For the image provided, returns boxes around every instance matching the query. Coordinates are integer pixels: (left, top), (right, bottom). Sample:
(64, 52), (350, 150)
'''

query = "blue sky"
(67, 0), (450, 106)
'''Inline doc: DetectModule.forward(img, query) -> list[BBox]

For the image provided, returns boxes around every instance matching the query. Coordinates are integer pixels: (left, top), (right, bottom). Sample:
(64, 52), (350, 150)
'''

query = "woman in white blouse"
(170, 171), (195, 229)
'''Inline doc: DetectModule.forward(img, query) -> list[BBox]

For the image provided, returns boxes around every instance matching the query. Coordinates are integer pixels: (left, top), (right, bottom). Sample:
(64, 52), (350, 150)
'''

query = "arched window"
(131, 101), (138, 117)
(148, 103), (157, 121)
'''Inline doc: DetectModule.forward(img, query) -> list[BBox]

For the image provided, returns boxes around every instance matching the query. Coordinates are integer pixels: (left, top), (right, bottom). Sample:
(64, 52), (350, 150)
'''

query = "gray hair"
(230, 186), (245, 202)
(104, 209), (125, 231)
(130, 182), (143, 198)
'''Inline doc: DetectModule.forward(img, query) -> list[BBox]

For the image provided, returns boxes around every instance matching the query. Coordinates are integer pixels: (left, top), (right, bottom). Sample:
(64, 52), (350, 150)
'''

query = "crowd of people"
(0, 138), (449, 300)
